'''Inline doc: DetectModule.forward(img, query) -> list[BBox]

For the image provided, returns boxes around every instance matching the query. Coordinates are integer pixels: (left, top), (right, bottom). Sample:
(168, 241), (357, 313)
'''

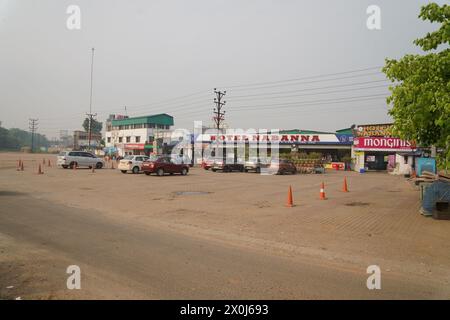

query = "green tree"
(382, 3), (449, 166)
(82, 117), (103, 134)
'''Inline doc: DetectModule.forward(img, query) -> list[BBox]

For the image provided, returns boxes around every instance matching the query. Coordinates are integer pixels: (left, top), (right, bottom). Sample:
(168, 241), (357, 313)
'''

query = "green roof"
(111, 114), (174, 126)
(280, 129), (334, 134)
(335, 128), (353, 134)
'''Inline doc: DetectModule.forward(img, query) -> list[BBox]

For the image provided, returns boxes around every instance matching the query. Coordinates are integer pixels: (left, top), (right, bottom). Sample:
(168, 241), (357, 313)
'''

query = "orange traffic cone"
(48, 159), (51, 167)
(320, 182), (326, 200)
(286, 185), (294, 207)
(342, 177), (349, 192)
(38, 164), (43, 174)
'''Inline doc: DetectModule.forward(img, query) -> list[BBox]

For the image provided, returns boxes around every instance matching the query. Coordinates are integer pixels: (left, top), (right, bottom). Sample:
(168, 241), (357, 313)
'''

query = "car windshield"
(58, 152), (67, 156)
(124, 155), (134, 160)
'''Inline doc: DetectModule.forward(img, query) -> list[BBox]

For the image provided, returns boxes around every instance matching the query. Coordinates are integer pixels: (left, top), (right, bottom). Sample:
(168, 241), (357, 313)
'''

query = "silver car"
(57, 151), (105, 169)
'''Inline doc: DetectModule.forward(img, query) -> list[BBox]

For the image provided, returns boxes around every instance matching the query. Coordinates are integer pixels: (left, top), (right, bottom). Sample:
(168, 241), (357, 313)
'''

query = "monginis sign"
(354, 137), (415, 150)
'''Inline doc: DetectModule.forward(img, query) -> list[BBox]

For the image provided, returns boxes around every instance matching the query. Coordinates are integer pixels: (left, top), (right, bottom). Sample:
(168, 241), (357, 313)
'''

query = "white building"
(104, 114), (174, 156)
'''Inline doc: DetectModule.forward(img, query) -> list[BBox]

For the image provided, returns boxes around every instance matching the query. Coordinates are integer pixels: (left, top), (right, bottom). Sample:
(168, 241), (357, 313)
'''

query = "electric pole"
(86, 112), (97, 151)
(213, 88), (226, 158)
(29, 118), (38, 153)
(87, 47), (95, 150)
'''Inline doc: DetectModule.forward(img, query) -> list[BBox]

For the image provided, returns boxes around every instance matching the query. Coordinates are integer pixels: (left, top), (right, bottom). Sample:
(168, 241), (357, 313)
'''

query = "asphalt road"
(0, 192), (442, 299)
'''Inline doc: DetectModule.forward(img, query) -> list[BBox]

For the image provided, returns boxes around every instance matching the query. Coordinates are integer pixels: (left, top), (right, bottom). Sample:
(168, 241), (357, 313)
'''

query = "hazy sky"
(0, 0), (445, 138)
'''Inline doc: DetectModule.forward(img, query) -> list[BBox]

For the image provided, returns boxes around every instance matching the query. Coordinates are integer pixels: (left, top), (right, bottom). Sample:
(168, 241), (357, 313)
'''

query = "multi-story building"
(104, 113), (174, 156)
(73, 130), (102, 150)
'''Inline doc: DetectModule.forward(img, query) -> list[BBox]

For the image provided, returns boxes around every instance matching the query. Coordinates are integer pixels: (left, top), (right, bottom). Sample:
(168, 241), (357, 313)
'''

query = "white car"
(118, 155), (150, 174)
(57, 151), (105, 169)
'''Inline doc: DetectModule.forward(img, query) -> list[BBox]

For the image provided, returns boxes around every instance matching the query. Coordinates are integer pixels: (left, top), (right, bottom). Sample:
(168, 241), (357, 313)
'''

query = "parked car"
(244, 157), (270, 173)
(211, 158), (245, 172)
(201, 158), (215, 170)
(268, 159), (297, 175)
(142, 155), (189, 176)
(118, 155), (149, 174)
(57, 151), (105, 169)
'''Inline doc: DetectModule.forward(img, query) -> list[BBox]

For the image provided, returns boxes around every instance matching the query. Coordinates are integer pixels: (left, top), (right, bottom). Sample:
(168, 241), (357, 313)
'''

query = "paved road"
(0, 192), (441, 299)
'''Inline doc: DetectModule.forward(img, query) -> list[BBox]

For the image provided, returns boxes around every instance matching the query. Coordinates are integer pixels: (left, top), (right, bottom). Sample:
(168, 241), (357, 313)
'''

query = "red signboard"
(353, 137), (415, 150)
(124, 143), (145, 150)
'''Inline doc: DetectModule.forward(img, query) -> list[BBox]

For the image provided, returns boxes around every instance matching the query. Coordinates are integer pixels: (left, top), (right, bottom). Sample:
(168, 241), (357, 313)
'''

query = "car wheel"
(279, 170), (285, 175)
(156, 168), (164, 176)
(96, 162), (103, 169)
(144, 172), (151, 176)
(240, 167), (245, 172)
(69, 162), (77, 169)
(256, 167), (261, 173)
(132, 166), (139, 174)
(121, 170), (127, 174)
(212, 169), (216, 172)
(181, 168), (188, 176)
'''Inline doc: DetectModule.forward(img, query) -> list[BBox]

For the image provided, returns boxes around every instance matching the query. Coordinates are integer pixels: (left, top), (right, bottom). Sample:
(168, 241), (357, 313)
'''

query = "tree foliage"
(82, 117), (103, 134)
(382, 3), (449, 165)
(0, 126), (50, 150)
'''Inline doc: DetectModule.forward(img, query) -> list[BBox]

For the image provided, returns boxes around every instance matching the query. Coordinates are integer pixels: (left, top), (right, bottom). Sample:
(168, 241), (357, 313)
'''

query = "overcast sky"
(0, 0), (445, 139)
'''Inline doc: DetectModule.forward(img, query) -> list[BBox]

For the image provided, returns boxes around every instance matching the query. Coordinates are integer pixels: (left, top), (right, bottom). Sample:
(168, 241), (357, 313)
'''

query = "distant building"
(73, 130), (102, 150)
(104, 113), (174, 156)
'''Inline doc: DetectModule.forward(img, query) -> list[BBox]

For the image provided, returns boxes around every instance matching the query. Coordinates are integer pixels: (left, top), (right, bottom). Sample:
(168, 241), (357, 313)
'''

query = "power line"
(227, 79), (389, 99)
(226, 84), (388, 102)
(220, 66), (383, 89)
(226, 71), (385, 92)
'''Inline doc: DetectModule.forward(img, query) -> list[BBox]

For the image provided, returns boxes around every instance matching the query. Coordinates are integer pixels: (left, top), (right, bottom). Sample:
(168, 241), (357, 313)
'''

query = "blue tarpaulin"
(422, 181), (450, 214)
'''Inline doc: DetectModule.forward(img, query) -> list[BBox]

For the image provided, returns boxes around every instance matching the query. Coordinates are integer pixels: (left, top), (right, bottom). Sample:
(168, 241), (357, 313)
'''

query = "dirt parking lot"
(0, 152), (449, 299)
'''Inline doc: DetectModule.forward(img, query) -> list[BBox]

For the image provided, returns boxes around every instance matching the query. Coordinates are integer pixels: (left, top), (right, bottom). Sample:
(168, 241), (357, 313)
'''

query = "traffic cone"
(38, 164), (43, 175)
(91, 165), (95, 173)
(286, 186), (294, 207)
(48, 159), (51, 167)
(20, 161), (24, 171)
(17, 160), (21, 171)
(342, 177), (349, 192)
(320, 182), (326, 200)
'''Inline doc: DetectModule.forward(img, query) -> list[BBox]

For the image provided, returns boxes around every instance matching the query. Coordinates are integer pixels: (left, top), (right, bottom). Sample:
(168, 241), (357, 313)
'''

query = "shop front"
(352, 136), (416, 172)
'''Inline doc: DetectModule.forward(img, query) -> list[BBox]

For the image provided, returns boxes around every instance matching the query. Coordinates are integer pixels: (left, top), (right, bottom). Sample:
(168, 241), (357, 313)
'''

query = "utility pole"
(87, 47), (95, 151)
(86, 112), (97, 150)
(213, 88), (226, 159)
(29, 118), (38, 153)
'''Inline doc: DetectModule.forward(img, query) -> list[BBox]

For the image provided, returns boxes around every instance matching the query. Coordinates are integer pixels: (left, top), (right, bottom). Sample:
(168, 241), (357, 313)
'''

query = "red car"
(201, 159), (214, 170)
(268, 159), (297, 175)
(142, 156), (189, 176)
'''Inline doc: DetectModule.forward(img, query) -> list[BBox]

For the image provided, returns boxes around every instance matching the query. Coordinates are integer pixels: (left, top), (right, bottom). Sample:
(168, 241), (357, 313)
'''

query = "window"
(126, 136), (131, 143)
(135, 136), (140, 143)
(119, 137), (123, 143)
(149, 123), (155, 128)
(107, 137), (111, 143)
(148, 136), (154, 143)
